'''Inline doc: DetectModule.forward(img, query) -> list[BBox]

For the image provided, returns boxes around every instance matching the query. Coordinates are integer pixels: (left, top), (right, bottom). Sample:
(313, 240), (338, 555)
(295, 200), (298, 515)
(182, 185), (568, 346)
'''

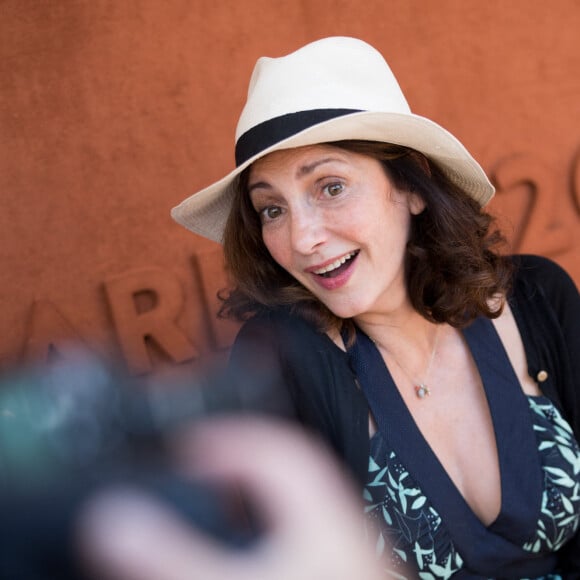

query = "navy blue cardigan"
(228, 254), (580, 574)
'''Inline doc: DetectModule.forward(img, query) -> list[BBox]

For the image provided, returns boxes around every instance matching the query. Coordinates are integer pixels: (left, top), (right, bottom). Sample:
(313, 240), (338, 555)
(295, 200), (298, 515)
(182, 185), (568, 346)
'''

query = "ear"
(408, 191), (426, 215)
(406, 152), (430, 215)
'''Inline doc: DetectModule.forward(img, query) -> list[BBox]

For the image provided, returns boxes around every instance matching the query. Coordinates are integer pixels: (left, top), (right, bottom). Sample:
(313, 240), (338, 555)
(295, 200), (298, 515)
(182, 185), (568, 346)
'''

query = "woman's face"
(248, 144), (424, 319)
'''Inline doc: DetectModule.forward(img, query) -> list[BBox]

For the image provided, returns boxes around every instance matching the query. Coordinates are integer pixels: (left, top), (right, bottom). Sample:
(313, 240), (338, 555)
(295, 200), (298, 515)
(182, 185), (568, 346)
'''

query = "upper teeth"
(313, 251), (357, 275)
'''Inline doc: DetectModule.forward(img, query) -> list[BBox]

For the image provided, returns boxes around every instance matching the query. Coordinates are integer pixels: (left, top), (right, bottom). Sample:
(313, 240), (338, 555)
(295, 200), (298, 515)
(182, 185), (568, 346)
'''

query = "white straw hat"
(171, 37), (494, 243)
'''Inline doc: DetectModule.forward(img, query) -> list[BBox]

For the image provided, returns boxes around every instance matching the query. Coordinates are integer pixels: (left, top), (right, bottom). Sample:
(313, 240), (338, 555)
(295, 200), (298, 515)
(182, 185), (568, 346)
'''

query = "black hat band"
(234, 108), (361, 167)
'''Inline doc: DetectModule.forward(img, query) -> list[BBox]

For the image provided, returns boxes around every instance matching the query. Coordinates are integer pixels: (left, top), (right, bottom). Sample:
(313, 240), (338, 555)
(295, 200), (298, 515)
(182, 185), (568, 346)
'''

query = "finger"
(172, 417), (365, 536)
(77, 487), (249, 580)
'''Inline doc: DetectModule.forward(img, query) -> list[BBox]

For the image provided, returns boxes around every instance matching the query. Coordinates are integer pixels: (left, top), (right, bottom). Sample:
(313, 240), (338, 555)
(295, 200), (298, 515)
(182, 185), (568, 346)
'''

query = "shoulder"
(509, 254), (579, 337)
(230, 308), (350, 384)
(233, 308), (342, 356)
(511, 253), (575, 282)
(510, 254), (579, 307)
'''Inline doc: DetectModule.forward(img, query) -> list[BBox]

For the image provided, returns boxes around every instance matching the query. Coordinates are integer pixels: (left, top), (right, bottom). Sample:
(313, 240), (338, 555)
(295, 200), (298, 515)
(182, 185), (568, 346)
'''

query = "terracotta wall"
(2, 0), (579, 377)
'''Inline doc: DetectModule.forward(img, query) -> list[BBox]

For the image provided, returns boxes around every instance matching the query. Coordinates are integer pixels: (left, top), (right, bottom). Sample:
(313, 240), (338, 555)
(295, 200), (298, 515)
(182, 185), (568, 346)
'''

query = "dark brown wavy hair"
(218, 140), (513, 334)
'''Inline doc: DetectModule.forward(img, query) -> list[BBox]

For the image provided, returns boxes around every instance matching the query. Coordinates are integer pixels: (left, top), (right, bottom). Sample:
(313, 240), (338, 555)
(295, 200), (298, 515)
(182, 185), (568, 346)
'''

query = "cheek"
(361, 200), (413, 250)
(347, 200), (392, 234)
(262, 229), (291, 269)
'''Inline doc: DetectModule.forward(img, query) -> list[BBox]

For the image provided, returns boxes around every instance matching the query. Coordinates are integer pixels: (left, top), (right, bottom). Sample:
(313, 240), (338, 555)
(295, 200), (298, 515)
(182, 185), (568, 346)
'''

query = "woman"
(172, 37), (580, 578)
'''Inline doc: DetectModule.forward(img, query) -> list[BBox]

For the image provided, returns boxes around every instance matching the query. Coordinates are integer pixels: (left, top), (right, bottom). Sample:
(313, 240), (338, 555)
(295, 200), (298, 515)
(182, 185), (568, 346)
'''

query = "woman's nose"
(289, 208), (326, 255)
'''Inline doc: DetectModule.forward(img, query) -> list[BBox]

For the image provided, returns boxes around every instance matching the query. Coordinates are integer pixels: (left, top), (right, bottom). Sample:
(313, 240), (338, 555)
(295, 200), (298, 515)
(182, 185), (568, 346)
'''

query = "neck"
(354, 304), (438, 357)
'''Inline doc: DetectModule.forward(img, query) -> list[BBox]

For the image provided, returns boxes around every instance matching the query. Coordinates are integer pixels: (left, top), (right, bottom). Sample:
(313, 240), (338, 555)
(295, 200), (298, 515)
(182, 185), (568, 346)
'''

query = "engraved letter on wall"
(492, 154), (574, 256)
(23, 300), (88, 364)
(104, 267), (197, 375)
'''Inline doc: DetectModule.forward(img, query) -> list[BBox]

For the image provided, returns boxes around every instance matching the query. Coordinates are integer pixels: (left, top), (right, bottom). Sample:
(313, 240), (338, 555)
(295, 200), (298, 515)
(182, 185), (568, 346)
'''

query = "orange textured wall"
(2, 1), (579, 377)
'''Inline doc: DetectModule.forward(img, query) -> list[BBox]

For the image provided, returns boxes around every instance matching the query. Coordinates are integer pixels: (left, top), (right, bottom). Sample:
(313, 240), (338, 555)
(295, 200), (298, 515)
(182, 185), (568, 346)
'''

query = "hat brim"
(171, 111), (494, 243)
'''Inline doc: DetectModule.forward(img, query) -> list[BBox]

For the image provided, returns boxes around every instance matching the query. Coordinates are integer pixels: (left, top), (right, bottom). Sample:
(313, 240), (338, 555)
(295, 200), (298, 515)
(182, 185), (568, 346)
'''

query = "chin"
(323, 300), (369, 320)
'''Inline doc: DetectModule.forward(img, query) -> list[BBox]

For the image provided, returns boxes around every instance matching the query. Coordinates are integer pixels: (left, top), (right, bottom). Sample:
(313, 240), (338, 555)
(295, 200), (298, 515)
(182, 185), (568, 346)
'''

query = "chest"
(376, 331), (501, 524)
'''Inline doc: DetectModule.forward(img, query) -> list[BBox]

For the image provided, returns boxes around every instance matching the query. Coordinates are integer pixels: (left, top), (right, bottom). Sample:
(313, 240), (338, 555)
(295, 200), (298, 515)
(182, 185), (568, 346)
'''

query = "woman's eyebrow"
(296, 157), (344, 177)
(248, 180), (271, 195)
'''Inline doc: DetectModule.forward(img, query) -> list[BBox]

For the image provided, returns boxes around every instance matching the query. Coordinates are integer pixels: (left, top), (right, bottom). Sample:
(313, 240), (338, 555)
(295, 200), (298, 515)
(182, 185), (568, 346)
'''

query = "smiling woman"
(169, 37), (580, 578)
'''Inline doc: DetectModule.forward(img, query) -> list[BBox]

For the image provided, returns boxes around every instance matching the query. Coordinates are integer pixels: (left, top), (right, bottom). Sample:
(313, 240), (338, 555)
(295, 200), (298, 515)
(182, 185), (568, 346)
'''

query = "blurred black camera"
(0, 352), (289, 579)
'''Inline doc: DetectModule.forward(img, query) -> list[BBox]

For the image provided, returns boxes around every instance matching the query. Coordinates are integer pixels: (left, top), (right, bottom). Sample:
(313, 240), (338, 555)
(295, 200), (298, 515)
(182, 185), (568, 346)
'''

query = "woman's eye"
(260, 206), (282, 221)
(323, 182), (344, 197)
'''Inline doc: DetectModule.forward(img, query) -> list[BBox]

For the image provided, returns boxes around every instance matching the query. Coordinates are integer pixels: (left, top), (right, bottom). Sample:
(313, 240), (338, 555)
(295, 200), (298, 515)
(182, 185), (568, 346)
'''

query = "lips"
(307, 250), (360, 288)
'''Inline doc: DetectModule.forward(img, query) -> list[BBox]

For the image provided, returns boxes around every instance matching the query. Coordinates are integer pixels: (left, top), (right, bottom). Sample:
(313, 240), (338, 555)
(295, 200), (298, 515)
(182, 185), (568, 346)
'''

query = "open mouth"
(313, 251), (359, 278)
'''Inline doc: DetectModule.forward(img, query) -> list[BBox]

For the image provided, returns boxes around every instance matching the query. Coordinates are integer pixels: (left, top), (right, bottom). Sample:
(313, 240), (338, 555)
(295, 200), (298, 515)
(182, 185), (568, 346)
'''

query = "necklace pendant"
(415, 384), (430, 399)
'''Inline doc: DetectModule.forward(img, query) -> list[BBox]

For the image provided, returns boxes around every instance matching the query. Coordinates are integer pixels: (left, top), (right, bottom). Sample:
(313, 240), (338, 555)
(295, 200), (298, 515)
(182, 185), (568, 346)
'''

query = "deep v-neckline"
(346, 316), (544, 572)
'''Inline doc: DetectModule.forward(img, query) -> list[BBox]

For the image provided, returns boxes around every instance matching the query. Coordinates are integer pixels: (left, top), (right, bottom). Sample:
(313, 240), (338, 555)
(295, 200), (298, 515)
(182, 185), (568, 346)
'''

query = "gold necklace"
(370, 326), (441, 400)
